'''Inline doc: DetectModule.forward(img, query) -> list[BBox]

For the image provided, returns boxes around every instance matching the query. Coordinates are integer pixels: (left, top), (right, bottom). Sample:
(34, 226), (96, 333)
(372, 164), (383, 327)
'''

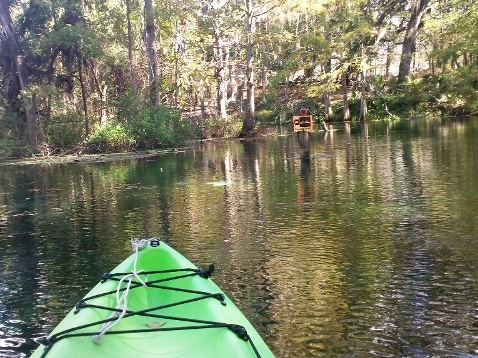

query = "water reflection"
(1, 118), (478, 357)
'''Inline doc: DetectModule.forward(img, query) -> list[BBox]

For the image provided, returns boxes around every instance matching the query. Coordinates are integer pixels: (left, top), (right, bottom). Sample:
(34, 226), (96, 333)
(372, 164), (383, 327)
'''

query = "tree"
(241, 0), (256, 133)
(0, 0), (42, 149)
(1, 0), (475, 156)
(126, 0), (137, 91)
(145, 0), (161, 105)
(398, 0), (432, 82)
(199, 0), (232, 119)
(424, 0), (478, 112)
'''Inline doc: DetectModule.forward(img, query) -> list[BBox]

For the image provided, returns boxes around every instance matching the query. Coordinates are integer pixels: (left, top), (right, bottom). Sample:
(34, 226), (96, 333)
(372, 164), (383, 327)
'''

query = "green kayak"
(31, 239), (274, 357)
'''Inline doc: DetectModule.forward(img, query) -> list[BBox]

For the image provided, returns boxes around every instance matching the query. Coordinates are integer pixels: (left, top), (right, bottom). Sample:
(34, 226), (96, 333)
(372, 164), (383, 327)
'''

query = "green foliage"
(87, 123), (136, 153)
(88, 104), (197, 153)
(87, 91), (198, 153)
(255, 109), (282, 124)
(422, 70), (478, 115)
(0, 112), (21, 140)
(114, 91), (145, 124)
(0, 138), (24, 158)
(47, 113), (85, 150)
(382, 70), (478, 116)
(127, 105), (196, 149)
(2, 0), (478, 159)
(201, 116), (243, 139)
(293, 99), (321, 117)
(256, 92), (284, 124)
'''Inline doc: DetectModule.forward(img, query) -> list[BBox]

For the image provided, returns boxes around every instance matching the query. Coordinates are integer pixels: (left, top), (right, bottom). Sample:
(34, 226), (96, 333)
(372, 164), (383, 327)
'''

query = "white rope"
(93, 238), (151, 344)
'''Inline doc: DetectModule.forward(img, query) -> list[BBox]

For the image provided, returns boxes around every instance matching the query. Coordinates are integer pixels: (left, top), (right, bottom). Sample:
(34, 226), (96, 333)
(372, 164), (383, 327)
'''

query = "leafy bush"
(113, 90), (145, 124)
(127, 105), (196, 149)
(47, 113), (85, 150)
(0, 112), (22, 140)
(428, 69), (478, 115)
(201, 115), (243, 139)
(255, 109), (282, 124)
(87, 98), (197, 153)
(87, 123), (135, 153)
(0, 138), (24, 158)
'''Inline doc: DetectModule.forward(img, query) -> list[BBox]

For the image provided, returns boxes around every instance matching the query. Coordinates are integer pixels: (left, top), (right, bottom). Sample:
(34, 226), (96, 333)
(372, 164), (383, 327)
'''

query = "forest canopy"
(0, 0), (477, 156)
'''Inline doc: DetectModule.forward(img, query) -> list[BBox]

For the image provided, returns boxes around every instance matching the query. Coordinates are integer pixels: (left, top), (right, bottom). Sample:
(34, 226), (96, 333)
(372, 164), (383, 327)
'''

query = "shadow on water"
(1, 117), (478, 357)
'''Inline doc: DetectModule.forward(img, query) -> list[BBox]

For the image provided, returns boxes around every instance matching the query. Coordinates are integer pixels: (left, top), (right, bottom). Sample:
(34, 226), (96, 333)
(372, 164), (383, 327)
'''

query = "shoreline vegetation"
(0, 148), (179, 166)
(0, 94), (475, 163)
(0, 123), (278, 166)
(1, 0), (477, 160)
(0, 113), (472, 167)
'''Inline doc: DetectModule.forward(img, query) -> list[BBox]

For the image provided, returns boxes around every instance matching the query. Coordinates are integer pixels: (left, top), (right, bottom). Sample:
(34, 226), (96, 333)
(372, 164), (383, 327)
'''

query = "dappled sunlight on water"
(1, 118), (478, 357)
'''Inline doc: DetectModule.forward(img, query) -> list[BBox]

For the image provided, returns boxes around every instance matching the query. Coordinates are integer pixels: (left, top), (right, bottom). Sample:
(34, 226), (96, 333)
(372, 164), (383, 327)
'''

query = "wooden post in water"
(293, 107), (313, 161)
(297, 131), (310, 160)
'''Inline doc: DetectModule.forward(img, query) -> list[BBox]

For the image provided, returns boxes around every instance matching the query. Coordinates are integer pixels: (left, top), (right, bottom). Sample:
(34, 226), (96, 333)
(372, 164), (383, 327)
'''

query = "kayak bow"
(31, 238), (274, 357)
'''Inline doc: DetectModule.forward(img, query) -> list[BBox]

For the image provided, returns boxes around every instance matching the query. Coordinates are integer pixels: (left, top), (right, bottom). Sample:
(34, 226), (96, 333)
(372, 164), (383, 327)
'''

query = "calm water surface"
(1, 118), (478, 357)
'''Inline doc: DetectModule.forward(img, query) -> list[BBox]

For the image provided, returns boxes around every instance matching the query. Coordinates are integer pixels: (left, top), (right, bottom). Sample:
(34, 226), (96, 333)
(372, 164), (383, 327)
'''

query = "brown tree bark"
(126, 0), (137, 91)
(145, 0), (160, 105)
(213, 30), (228, 119)
(359, 43), (368, 121)
(241, 0), (255, 134)
(0, 0), (43, 149)
(323, 91), (333, 121)
(323, 59), (333, 122)
(341, 72), (350, 121)
(398, 0), (431, 82)
(359, 78), (368, 121)
(78, 52), (89, 134)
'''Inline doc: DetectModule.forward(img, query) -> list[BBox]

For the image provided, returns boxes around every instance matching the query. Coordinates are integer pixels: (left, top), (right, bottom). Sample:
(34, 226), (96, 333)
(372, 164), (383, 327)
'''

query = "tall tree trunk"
(385, 42), (392, 77)
(126, 0), (137, 91)
(241, 0), (255, 134)
(398, 0), (431, 83)
(218, 80), (227, 118)
(78, 52), (89, 134)
(145, 0), (160, 105)
(92, 62), (108, 125)
(323, 59), (333, 121)
(171, 17), (187, 107)
(341, 72), (350, 121)
(359, 43), (368, 121)
(213, 30), (227, 119)
(359, 77), (368, 121)
(322, 8), (333, 125)
(236, 84), (244, 113)
(199, 85), (207, 121)
(0, 0), (42, 149)
(323, 91), (333, 120)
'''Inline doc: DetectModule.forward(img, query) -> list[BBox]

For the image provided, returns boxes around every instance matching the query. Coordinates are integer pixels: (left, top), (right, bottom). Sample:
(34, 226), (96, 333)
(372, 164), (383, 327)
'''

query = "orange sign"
(293, 115), (313, 132)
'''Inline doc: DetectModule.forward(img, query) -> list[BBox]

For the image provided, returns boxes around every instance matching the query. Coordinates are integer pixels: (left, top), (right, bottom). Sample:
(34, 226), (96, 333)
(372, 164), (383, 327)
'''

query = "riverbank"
(0, 149), (185, 166)
(0, 124), (282, 166)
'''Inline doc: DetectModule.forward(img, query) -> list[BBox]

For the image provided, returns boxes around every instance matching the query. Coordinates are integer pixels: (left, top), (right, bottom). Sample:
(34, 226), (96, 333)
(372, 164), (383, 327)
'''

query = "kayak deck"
(31, 239), (274, 357)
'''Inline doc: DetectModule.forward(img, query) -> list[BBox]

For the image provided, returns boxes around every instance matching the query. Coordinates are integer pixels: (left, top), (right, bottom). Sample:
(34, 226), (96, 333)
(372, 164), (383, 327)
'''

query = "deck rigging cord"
(36, 238), (262, 358)
(92, 238), (149, 344)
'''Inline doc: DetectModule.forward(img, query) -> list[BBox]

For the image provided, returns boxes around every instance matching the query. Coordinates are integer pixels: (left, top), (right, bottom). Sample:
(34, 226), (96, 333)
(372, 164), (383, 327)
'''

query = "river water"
(1, 118), (478, 357)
